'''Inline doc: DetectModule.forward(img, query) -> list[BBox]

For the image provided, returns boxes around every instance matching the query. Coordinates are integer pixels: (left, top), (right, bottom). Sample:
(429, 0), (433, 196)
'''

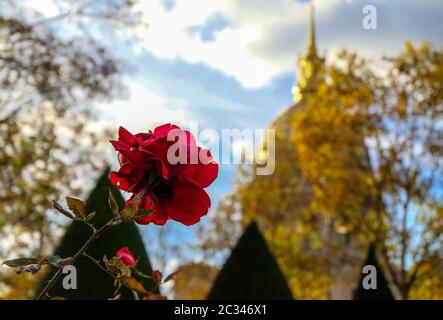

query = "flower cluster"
(109, 124), (218, 226)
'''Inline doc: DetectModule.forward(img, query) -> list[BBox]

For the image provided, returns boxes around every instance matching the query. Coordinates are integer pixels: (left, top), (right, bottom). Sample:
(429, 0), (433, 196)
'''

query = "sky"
(13, 0), (443, 268)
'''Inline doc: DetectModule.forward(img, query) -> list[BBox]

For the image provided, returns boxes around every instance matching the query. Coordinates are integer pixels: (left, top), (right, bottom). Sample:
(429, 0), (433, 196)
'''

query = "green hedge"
(208, 221), (293, 300)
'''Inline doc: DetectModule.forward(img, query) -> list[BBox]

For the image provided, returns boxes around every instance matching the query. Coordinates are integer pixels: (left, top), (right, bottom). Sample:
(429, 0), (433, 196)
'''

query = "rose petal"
(110, 139), (130, 152)
(118, 149), (146, 168)
(136, 210), (168, 225)
(162, 180), (211, 226)
(153, 123), (180, 139)
(109, 171), (132, 190)
(118, 126), (137, 146)
(178, 148), (219, 188)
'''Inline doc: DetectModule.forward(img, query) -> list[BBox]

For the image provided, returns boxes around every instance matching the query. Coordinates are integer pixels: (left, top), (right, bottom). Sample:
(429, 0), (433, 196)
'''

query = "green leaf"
(2, 258), (39, 268)
(46, 255), (69, 268)
(108, 189), (119, 216)
(86, 211), (96, 222)
(120, 192), (143, 220)
(52, 201), (75, 220)
(105, 257), (130, 276)
(18, 264), (41, 274)
(2, 258), (42, 274)
(66, 197), (86, 219)
(135, 209), (153, 218)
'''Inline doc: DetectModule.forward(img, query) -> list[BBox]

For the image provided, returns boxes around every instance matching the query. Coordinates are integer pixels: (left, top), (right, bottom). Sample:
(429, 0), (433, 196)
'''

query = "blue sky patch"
(188, 14), (229, 42)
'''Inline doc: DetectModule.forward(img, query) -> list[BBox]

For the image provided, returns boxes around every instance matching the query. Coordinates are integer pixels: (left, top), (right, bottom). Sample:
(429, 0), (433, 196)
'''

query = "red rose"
(109, 124), (218, 226)
(115, 247), (137, 267)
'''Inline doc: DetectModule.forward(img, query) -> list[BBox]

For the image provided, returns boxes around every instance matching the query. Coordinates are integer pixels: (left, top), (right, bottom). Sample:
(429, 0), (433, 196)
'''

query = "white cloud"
(99, 78), (190, 132)
(134, 0), (443, 88)
(135, 0), (342, 88)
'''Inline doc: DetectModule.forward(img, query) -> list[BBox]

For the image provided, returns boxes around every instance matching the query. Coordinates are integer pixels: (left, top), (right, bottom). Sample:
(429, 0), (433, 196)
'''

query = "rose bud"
(115, 246), (137, 267)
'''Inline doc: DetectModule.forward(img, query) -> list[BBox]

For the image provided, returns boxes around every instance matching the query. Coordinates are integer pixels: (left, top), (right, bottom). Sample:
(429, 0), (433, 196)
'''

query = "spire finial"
(307, 3), (317, 56)
(292, 2), (324, 103)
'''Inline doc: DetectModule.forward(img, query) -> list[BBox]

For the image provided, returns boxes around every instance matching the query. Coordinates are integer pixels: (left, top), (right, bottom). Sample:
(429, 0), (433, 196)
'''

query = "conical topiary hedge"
(208, 221), (293, 300)
(353, 243), (395, 300)
(36, 169), (156, 299)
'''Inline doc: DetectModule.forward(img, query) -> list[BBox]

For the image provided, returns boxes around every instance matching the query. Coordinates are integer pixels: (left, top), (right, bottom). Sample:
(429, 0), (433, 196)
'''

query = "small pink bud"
(115, 246), (137, 267)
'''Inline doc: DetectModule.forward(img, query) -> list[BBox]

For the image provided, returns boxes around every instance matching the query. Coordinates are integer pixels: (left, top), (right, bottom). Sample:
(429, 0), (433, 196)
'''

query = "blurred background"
(0, 0), (442, 299)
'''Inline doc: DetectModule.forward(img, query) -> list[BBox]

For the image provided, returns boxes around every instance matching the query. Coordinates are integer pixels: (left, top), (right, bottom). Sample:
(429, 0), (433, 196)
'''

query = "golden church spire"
(306, 4), (317, 56)
(292, 3), (325, 103)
